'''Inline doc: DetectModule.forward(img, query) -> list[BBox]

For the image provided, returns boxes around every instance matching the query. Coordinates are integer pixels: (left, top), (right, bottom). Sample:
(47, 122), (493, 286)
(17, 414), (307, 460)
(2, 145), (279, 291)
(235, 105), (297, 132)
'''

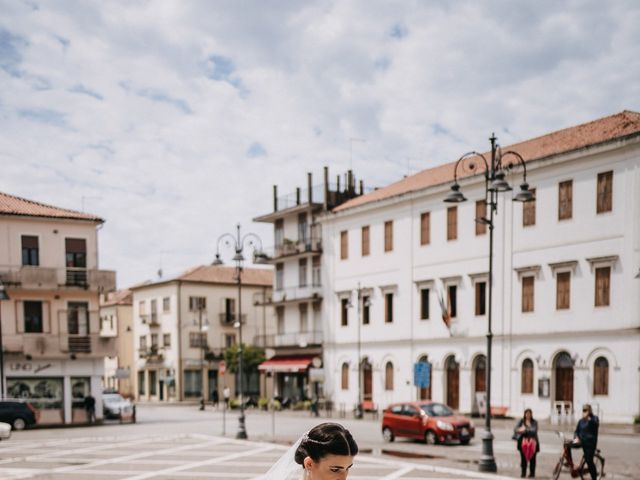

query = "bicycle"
(552, 432), (605, 479)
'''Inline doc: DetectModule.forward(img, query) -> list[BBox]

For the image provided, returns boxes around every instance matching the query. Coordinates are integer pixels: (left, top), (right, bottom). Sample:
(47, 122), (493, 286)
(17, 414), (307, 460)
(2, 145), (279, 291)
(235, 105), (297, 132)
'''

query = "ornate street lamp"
(444, 134), (533, 473)
(212, 224), (267, 439)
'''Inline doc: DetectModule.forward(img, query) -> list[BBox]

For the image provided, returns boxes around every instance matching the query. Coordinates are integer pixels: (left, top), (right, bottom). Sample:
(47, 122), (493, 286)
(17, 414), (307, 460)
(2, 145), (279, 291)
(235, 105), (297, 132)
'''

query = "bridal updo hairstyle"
(294, 423), (359, 465)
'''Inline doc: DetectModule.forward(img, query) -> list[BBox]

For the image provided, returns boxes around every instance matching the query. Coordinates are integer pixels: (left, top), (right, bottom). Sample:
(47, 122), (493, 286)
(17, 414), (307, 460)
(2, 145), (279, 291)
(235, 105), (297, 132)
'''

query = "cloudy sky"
(1, 0), (639, 288)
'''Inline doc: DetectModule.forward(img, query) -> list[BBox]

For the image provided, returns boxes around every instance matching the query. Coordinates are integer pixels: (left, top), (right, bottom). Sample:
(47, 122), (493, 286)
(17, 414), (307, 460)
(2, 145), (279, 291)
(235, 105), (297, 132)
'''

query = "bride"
(257, 422), (358, 480)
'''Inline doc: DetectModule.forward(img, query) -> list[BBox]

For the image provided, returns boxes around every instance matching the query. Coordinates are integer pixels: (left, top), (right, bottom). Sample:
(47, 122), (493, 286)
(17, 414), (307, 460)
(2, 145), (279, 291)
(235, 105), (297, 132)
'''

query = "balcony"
(272, 285), (322, 305)
(0, 265), (116, 292)
(254, 330), (323, 348)
(219, 313), (247, 326)
(139, 345), (164, 363)
(140, 313), (161, 327)
(4, 333), (117, 358)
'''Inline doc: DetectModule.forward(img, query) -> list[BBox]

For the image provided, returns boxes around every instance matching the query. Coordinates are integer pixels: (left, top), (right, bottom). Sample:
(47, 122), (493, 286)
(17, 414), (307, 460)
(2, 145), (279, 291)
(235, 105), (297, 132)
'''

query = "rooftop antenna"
(349, 137), (366, 170)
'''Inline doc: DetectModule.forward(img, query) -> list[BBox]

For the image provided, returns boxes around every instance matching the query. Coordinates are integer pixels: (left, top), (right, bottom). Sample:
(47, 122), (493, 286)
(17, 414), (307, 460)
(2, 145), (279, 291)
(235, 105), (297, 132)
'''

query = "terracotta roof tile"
(0, 191), (103, 222)
(177, 265), (273, 287)
(101, 289), (133, 306)
(335, 110), (640, 212)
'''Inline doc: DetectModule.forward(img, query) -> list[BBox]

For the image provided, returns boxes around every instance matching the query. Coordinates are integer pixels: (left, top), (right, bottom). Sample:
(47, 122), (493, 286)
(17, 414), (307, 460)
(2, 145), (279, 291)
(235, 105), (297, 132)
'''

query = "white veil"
(255, 434), (306, 480)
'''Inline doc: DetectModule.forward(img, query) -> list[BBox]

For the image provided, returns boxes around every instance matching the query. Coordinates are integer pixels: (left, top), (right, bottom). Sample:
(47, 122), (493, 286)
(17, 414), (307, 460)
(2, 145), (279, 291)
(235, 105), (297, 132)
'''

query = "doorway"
(362, 359), (373, 401)
(445, 355), (459, 410)
(554, 352), (574, 403)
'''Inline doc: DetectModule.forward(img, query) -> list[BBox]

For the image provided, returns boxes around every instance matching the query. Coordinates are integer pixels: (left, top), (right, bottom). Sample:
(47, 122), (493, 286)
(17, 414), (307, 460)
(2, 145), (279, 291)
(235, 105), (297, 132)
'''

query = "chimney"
(323, 166), (329, 211)
(296, 187), (301, 205)
(347, 170), (353, 194)
(336, 174), (340, 192)
(359, 179), (364, 195)
(308, 172), (313, 204)
(273, 185), (278, 211)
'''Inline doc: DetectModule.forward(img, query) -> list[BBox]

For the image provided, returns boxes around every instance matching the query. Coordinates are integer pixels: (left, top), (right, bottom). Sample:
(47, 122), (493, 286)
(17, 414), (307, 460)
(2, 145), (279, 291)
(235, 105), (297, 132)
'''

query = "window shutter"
(384, 221), (393, 252)
(341, 363), (349, 390)
(556, 272), (571, 309)
(593, 357), (609, 395)
(595, 266), (611, 307)
(558, 181), (573, 220)
(521, 359), (534, 394)
(65, 238), (87, 253)
(597, 171), (613, 213)
(22, 235), (39, 249)
(385, 362), (394, 390)
(420, 212), (430, 245)
(340, 231), (348, 260)
(447, 206), (457, 241)
(361, 226), (370, 256)
(522, 276), (534, 312)
(523, 189), (536, 227)
(475, 201), (487, 235)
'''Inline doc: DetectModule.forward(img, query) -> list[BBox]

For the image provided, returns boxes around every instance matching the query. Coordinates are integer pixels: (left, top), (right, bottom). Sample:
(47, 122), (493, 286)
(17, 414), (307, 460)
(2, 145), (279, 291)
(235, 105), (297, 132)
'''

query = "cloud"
(0, 0), (638, 287)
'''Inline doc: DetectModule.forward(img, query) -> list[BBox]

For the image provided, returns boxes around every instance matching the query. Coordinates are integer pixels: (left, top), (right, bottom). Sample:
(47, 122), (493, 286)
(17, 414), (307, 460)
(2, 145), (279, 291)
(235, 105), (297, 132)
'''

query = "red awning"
(258, 355), (315, 373)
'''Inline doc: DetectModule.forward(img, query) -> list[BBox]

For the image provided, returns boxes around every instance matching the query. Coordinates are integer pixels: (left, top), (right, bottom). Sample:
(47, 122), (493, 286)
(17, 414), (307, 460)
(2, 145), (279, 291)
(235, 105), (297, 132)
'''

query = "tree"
(223, 344), (266, 374)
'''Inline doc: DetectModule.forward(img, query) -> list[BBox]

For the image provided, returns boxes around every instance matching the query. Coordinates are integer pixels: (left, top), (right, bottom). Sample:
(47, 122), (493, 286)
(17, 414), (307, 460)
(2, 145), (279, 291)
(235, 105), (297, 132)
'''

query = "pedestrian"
(513, 408), (539, 478)
(212, 389), (219, 408)
(223, 386), (230, 409)
(257, 422), (358, 479)
(84, 394), (96, 424)
(572, 403), (599, 480)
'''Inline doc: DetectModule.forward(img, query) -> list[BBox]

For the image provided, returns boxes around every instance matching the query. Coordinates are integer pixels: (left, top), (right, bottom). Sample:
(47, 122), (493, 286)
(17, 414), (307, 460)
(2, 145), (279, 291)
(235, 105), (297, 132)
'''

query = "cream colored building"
(130, 265), (273, 402)
(0, 191), (116, 424)
(100, 289), (134, 397)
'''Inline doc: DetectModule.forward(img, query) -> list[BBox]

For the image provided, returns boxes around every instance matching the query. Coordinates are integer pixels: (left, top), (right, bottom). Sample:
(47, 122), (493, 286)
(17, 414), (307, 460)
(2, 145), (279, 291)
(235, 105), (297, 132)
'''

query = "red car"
(382, 401), (475, 445)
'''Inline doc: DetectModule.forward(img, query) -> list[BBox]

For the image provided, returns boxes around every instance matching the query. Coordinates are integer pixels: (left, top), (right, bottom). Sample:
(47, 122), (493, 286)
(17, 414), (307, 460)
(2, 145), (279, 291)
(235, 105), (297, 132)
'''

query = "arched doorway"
(445, 355), (459, 410)
(417, 355), (432, 400)
(554, 352), (574, 403)
(472, 355), (486, 414)
(362, 358), (373, 402)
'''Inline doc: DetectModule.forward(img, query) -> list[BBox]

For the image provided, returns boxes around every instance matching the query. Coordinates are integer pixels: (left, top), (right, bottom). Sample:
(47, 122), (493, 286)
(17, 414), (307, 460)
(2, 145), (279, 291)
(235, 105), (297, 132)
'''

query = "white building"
(130, 265), (272, 402)
(100, 289), (134, 397)
(253, 168), (365, 404)
(0, 191), (116, 424)
(321, 110), (640, 423)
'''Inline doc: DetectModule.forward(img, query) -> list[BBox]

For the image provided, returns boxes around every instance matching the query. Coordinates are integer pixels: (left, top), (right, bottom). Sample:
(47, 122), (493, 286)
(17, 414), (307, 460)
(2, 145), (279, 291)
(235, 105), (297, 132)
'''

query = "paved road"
(2, 405), (638, 479)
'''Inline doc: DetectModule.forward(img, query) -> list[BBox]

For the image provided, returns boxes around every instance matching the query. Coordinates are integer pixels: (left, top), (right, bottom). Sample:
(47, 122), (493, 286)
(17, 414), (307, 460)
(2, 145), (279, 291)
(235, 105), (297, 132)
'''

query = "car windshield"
(103, 394), (125, 404)
(421, 403), (453, 417)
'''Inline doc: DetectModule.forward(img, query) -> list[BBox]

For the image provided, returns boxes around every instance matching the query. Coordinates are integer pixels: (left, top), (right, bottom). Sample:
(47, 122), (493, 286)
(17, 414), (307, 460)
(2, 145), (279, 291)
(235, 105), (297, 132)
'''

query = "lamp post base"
(478, 429), (497, 473)
(235, 411), (248, 439)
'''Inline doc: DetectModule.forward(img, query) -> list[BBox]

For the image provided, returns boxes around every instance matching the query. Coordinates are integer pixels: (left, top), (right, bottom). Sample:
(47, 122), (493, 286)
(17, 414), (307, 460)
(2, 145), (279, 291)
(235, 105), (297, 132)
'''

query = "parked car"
(0, 400), (38, 430)
(102, 393), (133, 419)
(382, 401), (475, 445)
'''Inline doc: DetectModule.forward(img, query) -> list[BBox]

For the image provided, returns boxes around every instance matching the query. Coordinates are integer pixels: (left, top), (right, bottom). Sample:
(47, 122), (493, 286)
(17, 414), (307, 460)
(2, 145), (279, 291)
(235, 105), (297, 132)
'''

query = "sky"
(1, 0), (639, 288)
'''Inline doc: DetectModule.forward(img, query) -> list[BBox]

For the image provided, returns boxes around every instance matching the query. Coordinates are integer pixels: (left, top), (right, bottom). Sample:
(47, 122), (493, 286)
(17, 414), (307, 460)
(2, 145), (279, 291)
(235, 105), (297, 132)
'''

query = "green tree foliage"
(223, 344), (266, 373)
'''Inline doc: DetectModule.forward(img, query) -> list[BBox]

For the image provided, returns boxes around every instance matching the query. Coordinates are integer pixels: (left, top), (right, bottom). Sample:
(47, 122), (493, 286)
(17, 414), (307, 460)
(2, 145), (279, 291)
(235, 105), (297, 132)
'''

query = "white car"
(102, 393), (133, 419)
(0, 422), (11, 440)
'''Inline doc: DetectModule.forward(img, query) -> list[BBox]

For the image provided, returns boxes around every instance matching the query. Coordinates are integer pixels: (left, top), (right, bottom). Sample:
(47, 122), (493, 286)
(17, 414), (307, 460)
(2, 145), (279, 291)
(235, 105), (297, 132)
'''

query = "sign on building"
(413, 362), (430, 388)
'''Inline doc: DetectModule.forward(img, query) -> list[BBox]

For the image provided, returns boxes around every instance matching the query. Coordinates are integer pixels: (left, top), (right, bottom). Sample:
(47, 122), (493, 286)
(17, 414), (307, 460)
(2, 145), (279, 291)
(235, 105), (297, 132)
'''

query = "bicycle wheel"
(552, 458), (563, 480)
(595, 454), (605, 478)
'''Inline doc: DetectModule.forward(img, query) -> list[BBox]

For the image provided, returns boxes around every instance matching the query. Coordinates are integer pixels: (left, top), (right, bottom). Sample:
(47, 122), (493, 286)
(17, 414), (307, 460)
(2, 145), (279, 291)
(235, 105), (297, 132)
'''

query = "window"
(340, 231), (348, 260)
(224, 334), (236, 347)
(341, 298), (349, 326)
(523, 189), (536, 226)
(65, 238), (87, 268)
(149, 370), (157, 396)
(24, 301), (43, 333)
(138, 371), (145, 395)
(362, 295), (370, 324)
(183, 370), (202, 397)
(593, 357), (609, 395)
(447, 285), (457, 318)
(298, 213), (308, 243)
(67, 301), (89, 335)
(298, 258), (308, 287)
(150, 299), (157, 323)
(163, 333), (171, 347)
(139, 300), (146, 315)
(139, 336), (147, 350)
(475, 200), (487, 235)
(595, 266), (610, 307)
(420, 288), (430, 320)
(341, 363), (349, 390)
(556, 272), (571, 310)
(276, 306), (284, 334)
(189, 332), (206, 348)
(312, 256), (321, 286)
(299, 303), (308, 333)
(151, 333), (158, 347)
(162, 297), (170, 312)
(420, 212), (430, 245)
(21, 235), (39, 266)
(447, 206), (458, 241)
(224, 298), (236, 322)
(521, 358), (534, 394)
(275, 219), (284, 246)
(188, 296), (206, 311)
(384, 220), (393, 252)
(522, 276), (535, 312)
(596, 171), (613, 214)
(384, 292), (393, 323)
(361, 225), (370, 256)
(558, 180), (573, 220)
(385, 362), (394, 390)
(275, 263), (284, 290)
(475, 281), (486, 316)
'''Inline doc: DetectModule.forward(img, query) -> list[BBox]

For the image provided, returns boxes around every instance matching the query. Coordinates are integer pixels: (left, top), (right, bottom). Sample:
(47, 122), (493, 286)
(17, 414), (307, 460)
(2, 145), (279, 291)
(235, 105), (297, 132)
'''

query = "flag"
(437, 288), (451, 331)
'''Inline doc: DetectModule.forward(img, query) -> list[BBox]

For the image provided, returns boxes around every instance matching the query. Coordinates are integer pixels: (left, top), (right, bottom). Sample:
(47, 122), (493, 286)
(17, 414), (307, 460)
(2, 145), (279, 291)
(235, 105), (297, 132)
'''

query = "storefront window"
(184, 370), (202, 397)
(7, 377), (64, 424)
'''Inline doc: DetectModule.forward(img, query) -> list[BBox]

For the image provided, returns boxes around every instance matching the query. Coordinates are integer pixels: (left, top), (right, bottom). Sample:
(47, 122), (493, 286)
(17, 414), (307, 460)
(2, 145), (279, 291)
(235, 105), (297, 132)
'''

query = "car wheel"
(12, 418), (27, 431)
(425, 430), (438, 445)
(460, 438), (470, 445)
(382, 427), (395, 442)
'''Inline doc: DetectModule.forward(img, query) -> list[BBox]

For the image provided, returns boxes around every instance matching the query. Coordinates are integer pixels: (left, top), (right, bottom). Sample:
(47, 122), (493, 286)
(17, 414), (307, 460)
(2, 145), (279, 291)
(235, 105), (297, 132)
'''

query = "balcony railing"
(140, 313), (160, 327)
(218, 313), (247, 326)
(254, 330), (323, 348)
(0, 265), (116, 292)
(139, 345), (164, 362)
(272, 285), (322, 304)
(263, 237), (322, 261)
(4, 333), (117, 358)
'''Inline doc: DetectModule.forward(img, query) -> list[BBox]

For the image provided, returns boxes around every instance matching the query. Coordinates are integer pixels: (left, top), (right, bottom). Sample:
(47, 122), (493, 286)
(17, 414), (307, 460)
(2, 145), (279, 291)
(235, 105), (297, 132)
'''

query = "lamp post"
(212, 224), (267, 439)
(444, 134), (533, 473)
(0, 280), (9, 399)
(349, 283), (370, 420)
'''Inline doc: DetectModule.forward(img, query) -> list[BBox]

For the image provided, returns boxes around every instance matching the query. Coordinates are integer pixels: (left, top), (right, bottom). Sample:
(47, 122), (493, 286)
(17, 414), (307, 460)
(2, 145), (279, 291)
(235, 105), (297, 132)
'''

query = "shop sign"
(8, 362), (54, 374)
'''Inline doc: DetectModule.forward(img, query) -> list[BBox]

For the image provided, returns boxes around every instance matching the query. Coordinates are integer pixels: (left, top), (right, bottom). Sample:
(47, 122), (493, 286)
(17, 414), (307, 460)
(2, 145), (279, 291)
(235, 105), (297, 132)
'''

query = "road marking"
(379, 466), (414, 479)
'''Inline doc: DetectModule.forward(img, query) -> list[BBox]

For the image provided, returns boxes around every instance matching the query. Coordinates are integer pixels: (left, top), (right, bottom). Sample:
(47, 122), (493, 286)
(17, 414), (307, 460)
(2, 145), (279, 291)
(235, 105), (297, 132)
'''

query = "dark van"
(0, 401), (38, 430)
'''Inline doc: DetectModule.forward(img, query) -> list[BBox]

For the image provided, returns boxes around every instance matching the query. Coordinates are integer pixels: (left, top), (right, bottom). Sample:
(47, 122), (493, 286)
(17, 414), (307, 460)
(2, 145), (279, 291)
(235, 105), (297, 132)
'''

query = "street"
(1, 405), (638, 479)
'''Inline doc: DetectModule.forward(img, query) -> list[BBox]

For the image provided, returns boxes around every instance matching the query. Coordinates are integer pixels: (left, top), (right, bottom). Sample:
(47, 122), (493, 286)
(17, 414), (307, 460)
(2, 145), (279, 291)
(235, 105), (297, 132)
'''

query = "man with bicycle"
(572, 404), (599, 480)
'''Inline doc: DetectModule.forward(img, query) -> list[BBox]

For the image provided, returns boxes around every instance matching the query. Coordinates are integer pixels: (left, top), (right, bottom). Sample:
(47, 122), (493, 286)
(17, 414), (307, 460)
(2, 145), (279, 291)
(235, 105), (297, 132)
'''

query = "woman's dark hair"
(523, 408), (534, 420)
(294, 423), (358, 465)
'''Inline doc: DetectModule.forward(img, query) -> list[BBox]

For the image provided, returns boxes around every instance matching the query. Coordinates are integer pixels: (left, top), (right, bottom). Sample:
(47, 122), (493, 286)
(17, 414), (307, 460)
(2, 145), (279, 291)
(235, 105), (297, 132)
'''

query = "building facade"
(254, 168), (365, 405)
(321, 111), (640, 423)
(0, 192), (116, 424)
(130, 265), (272, 403)
(100, 289), (134, 397)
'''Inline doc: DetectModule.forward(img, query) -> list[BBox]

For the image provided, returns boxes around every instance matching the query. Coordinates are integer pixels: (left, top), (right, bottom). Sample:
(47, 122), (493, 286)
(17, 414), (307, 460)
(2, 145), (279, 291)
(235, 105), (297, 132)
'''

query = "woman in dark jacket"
(514, 408), (539, 478)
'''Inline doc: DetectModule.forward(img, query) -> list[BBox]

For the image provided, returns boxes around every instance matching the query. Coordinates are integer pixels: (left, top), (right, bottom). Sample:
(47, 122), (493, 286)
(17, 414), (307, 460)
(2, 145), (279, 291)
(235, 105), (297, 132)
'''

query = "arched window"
(385, 361), (394, 390)
(593, 357), (609, 395)
(341, 363), (349, 390)
(521, 358), (534, 394)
